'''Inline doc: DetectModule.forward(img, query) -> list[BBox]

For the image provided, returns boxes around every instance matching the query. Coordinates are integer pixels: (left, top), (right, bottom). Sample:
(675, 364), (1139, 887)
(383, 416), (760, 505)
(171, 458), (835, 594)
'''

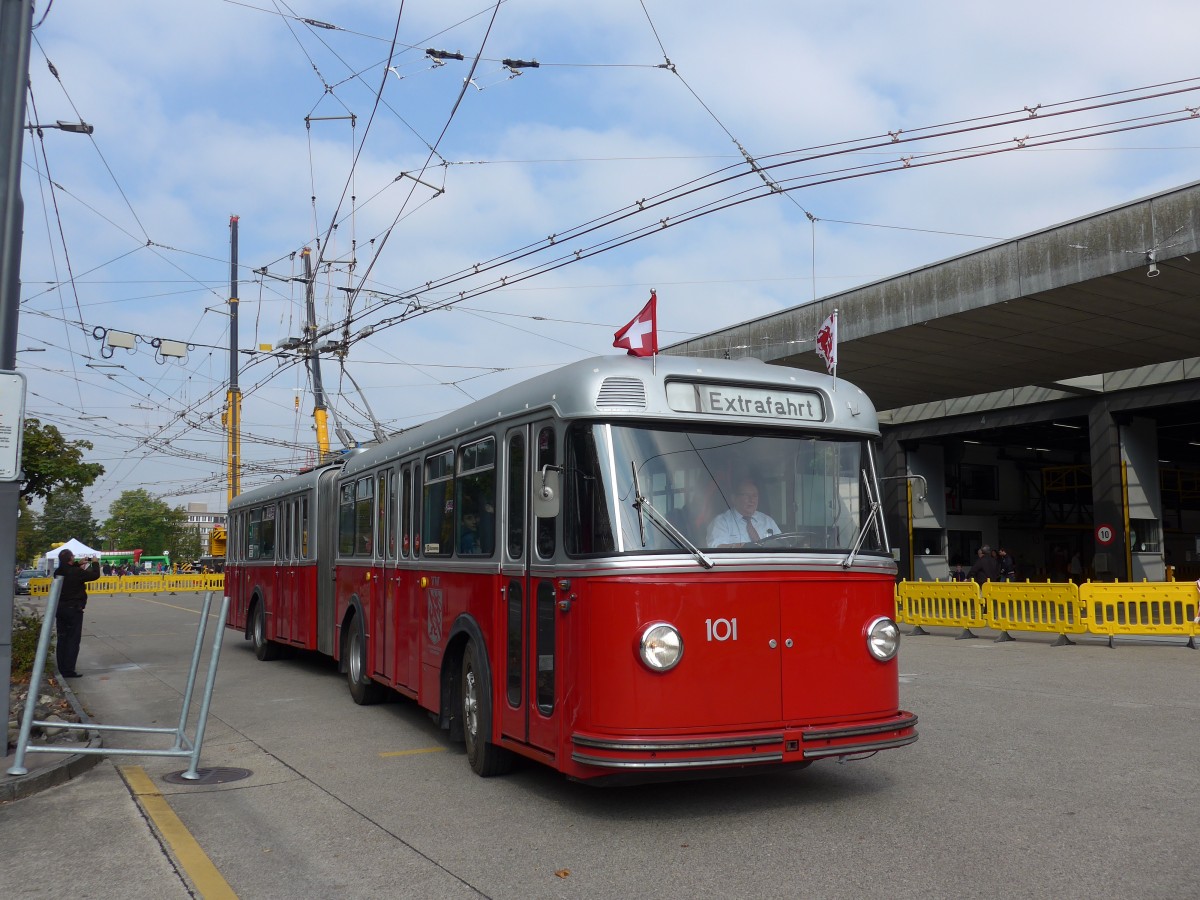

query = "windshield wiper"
(843, 467), (884, 569)
(631, 463), (715, 569)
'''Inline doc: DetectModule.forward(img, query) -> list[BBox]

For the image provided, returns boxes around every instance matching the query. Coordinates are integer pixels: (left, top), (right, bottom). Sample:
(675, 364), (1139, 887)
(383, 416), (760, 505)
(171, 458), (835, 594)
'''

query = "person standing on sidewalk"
(53, 548), (101, 678)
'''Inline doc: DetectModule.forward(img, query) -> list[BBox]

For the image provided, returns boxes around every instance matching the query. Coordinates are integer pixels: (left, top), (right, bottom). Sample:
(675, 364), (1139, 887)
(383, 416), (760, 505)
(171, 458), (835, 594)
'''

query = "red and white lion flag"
(613, 290), (658, 357)
(815, 309), (837, 375)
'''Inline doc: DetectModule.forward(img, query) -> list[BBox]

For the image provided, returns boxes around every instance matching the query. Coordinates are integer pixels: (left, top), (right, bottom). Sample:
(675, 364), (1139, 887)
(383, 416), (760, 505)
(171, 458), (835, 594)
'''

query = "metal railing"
(7, 580), (229, 779)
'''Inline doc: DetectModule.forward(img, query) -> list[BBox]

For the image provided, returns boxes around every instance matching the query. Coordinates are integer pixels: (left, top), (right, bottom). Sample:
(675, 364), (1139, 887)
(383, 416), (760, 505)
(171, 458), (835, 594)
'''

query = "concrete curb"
(2, 663), (104, 803)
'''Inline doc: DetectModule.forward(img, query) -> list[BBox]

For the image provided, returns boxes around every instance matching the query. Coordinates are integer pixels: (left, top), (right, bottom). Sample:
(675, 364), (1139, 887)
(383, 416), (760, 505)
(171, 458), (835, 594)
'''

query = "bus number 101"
(705, 617), (738, 642)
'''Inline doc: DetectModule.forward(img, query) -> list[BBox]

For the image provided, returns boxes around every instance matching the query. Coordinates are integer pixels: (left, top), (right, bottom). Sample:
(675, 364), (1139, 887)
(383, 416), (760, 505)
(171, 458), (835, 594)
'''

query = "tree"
(102, 489), (193, 563)
(175, 528), (204, 564)
(38, 487), (98, 548)
(20, 418), (104, 501)
(16, 498), (41, 568)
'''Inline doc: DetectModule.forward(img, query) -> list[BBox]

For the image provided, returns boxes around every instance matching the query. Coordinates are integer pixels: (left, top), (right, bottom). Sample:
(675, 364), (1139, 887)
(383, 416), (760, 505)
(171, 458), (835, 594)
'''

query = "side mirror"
(532, 466), (561, 518)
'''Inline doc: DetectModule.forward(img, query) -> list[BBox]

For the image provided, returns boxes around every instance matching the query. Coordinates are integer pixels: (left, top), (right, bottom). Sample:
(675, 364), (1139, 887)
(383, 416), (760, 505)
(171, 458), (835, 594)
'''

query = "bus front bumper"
(571, 711), (918, 772)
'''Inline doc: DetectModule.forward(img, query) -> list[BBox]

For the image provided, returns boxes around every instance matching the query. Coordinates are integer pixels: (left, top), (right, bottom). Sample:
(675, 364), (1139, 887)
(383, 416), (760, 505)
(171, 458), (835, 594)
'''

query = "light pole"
(24, 120), (94, 135)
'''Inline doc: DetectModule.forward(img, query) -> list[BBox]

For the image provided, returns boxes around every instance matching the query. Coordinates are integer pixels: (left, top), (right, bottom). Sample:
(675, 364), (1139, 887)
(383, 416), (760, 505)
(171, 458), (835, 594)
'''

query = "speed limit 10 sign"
(1095, 523), (1115, 546)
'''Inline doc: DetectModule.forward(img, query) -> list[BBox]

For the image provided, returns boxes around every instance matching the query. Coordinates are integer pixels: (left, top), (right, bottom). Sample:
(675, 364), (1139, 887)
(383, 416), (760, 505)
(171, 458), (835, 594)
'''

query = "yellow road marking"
(120, 766), (237, 899)
(378, 747), (446, 758)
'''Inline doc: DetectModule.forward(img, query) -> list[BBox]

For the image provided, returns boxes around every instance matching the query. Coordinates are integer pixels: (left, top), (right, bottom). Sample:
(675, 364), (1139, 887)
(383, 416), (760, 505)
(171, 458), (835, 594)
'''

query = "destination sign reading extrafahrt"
(666, 382), (824, 421)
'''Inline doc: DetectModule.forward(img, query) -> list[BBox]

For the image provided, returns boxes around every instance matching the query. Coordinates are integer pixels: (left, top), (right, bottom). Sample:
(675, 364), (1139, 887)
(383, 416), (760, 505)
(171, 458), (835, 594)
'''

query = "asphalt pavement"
(2, 590), (1199, 900)
(3, 592), (208, 898)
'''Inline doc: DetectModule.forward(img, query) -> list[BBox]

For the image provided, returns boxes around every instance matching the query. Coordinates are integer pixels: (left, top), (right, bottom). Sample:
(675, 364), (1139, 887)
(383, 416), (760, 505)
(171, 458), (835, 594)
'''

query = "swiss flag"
(613, 291), (658, 357)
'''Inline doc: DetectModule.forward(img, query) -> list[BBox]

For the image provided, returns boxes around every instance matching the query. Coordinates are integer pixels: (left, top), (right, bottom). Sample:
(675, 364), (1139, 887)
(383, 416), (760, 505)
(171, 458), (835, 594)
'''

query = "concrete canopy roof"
(665, 180), (1200, 415)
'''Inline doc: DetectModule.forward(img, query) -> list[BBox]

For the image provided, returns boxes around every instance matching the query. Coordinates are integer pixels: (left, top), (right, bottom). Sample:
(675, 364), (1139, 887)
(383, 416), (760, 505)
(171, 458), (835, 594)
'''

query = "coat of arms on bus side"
(426, 588), (444, 645)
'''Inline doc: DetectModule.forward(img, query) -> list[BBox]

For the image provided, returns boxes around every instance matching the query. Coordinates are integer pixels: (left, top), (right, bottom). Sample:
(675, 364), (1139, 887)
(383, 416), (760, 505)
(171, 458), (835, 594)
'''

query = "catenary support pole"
(227, 215), (241, 504)
(0, 0), (35, 754)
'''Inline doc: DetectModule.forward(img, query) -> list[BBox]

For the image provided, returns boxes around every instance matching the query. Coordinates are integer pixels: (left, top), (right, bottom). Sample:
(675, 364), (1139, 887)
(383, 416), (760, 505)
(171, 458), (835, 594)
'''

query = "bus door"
(253, 504), (282, 639)
(498, 422), (560, 756)
(294, 491), (313, 648)
(375, 467), (397, 682)
(279, 498), (299, 643)
(398, 462), (419, 690)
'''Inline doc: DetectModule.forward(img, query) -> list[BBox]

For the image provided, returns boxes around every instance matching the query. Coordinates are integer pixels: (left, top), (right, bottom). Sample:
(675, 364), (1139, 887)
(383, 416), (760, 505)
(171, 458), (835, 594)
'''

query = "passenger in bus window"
(460, 508), (483, 554)
(706, 478), (780, 548)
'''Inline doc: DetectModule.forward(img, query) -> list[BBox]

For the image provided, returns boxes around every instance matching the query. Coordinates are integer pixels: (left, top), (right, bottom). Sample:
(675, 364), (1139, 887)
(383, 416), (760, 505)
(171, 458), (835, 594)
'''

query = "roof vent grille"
(596, 377), (647, 409)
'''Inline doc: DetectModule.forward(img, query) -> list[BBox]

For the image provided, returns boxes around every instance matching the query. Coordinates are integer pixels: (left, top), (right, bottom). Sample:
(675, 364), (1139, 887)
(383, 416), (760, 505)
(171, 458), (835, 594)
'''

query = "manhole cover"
(162, 767), (253, 785)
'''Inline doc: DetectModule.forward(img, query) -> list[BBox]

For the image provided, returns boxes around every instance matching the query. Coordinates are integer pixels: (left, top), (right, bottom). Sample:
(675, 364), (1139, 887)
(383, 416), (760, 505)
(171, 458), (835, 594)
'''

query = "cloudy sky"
(16, 0), (1200, 518)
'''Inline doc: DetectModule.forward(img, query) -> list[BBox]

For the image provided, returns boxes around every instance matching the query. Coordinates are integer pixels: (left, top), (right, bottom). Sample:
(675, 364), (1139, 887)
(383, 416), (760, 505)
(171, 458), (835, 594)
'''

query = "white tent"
(43, 538), (102, 568)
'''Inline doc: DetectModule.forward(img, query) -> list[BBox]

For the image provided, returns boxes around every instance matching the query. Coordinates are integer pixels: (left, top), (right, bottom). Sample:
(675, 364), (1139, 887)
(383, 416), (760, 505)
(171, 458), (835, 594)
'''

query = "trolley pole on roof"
(227, 215), (242, 503)
(301, 248), (331, 461)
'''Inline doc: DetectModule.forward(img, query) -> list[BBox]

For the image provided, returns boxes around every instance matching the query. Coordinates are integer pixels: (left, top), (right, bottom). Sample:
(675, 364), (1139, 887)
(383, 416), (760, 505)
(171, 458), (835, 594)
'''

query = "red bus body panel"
(227, 561), (320, 650)
(553, 568), (913, 779)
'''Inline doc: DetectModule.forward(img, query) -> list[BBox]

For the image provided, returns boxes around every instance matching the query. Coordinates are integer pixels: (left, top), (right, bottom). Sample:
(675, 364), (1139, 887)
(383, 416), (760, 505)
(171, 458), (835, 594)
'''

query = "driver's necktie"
(743, 516), (760, 542)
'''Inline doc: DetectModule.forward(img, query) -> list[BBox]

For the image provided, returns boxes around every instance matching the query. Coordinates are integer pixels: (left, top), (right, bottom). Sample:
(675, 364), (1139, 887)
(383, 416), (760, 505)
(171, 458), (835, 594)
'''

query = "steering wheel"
(751, 530), (824, 548)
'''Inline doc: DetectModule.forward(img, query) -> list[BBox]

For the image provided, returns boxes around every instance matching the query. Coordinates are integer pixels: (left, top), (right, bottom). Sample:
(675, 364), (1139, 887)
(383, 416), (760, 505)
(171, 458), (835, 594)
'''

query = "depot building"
(666, 179), (1200, 584)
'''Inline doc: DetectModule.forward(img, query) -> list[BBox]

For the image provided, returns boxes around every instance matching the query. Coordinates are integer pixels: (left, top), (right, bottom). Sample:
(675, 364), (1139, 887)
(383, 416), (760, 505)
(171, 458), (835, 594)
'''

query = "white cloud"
(16, 1), (1200, 517)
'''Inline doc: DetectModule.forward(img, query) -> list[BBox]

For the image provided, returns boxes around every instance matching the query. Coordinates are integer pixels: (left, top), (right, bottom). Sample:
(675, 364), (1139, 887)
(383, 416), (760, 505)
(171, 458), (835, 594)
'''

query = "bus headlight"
(639, 623), (683, 672)
(866, 617), (900, 661)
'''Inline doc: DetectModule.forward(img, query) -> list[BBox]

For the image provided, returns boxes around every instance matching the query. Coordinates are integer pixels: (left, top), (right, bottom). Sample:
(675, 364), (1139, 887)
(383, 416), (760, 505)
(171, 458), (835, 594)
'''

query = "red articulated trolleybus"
(224, 355), (917, 782)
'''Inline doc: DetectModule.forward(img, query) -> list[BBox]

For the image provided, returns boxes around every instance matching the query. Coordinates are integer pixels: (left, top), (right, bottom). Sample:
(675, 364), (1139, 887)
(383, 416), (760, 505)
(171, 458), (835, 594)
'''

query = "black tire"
(346, 614), (384, 705)
(251, 600), (281, 661)
(462, 639), (514, 777)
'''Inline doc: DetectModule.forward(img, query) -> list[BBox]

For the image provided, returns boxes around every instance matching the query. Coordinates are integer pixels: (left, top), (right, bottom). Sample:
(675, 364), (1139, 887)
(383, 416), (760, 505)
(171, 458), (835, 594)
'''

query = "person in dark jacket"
(968, 545), (1001, 585)
(53, 548), (101, 677)
(997, 547), (1016, 582)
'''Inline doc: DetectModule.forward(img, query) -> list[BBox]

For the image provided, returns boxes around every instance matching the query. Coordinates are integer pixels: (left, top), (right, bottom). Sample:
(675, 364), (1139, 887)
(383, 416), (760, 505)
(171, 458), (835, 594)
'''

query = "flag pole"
(652, 288), (658, 375)
(832, 307), (838, 390)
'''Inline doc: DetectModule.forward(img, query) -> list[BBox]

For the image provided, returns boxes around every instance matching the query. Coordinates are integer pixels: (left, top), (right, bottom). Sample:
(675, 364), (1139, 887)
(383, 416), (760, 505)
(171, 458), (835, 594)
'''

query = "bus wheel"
(346, 615), (384, 705)
(461, 640), (513, 777)
(251, 601), (281, 661)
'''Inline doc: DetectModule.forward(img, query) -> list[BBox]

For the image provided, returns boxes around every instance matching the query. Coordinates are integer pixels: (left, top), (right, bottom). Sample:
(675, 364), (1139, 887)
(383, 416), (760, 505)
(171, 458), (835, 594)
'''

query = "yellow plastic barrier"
(107, 575), (164, 594)
(26, 578), (52, 596)
(1082, 581), (1199, 647)
(24, 575), (224, 596)
(896, 580), (985, 637)
(982, 581), (1084, 645)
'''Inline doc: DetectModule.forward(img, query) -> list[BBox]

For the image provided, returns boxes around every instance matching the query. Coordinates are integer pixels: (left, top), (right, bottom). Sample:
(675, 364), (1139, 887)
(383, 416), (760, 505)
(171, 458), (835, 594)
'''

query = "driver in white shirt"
(706, 479), (780, 547)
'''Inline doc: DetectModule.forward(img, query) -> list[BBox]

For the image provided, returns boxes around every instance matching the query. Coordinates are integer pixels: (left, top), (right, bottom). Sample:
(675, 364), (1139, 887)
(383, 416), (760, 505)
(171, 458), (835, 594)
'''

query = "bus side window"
(423, 450), (454, 557)
(401, 465), (413, 558)
(506, 431), (526, 561)
(338, 482), (356, 556)
(355, 476), (374, 556)
(261, 505), (276, 559)
(386, 468), (397, 559)
(565, 424), (615, 554)
(247, 508), (261, 560)
(456, 437), (496, 557)
(280, 501), (292, 564)
(377, 470), (390, 559)
(299, 495), (309, 559)
(535, 425), (556, 559)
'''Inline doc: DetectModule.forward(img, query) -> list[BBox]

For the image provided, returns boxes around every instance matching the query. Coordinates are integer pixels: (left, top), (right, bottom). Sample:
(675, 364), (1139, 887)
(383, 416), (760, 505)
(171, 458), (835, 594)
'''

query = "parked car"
(14, 568), (47, 595)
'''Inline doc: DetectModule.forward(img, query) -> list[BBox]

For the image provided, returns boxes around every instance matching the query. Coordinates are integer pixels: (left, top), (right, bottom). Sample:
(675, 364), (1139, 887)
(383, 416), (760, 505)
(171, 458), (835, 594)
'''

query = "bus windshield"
(565, 422), (886, 556)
